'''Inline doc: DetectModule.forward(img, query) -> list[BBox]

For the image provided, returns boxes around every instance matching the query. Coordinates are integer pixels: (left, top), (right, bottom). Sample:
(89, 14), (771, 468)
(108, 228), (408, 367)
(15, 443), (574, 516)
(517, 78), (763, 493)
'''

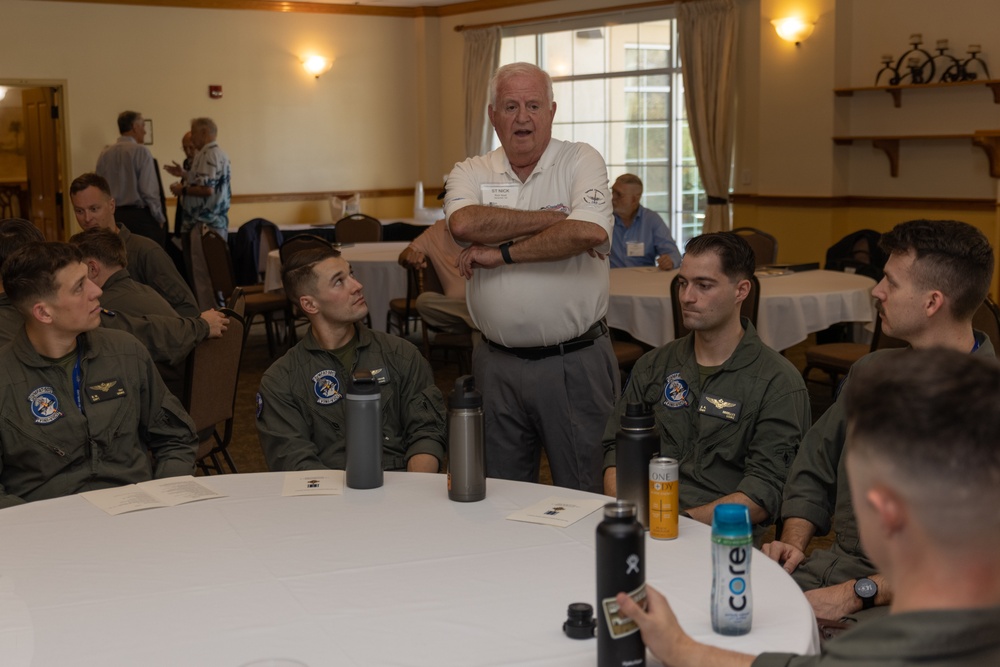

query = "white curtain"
(679, 0), (738, 233)
(463, 27), (502, 158)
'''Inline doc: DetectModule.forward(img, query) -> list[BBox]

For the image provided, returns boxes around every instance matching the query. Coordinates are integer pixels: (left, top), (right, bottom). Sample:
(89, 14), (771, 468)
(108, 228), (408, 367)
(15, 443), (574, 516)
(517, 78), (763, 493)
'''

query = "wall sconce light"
(302, 55), (333, 78)
(771, 17), (815, 46)
(0, 86), (7, 102)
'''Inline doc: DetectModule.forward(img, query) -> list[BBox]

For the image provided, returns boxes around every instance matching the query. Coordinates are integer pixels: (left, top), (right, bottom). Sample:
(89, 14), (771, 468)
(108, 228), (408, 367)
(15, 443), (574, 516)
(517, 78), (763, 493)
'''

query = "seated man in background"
(619, 349), (1000, 666)
(257, 246), (446, 473)
(70, 172), (200, 317)
(0, 218), (45, 343)
(69, 227), (228, 398)
(763, 219), (995, 621)
(0, 242), (198, 509)
(608, 173), (681, 270)
(602, 232), (809, 532)
(397, 219), (475, 336)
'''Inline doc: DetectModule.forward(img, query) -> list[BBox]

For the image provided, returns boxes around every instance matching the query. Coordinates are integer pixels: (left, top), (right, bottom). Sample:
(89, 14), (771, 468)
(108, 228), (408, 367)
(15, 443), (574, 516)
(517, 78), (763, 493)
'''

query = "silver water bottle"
(447, 375), (485, 502)
(345, 370), (383, 489)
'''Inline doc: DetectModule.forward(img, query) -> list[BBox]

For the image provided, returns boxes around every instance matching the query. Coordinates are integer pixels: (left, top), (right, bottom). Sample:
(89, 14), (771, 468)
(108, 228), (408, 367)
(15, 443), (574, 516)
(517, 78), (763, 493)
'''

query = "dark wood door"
(22, 87), (63, 241)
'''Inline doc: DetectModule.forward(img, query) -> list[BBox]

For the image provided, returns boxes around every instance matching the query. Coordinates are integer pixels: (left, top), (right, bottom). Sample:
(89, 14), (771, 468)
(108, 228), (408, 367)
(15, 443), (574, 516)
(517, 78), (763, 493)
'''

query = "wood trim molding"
(730, 193), (995, 212)
(198, 187), (444, 205)
(40, 0), (557, 17)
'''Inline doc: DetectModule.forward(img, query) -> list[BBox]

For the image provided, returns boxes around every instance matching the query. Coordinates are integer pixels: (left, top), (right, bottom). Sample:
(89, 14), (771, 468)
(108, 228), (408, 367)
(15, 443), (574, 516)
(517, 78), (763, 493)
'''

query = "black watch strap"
(499, 241), (515, 265)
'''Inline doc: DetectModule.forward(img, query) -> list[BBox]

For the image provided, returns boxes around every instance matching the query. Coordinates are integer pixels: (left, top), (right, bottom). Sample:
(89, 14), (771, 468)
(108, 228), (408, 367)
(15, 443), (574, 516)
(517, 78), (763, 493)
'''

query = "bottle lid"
(347, 370), (379, 396)
(449, 375), (482, 409)
(712, 503), (751, 536)
(620, 402), (653, 429)
(603, 500), (637, 519)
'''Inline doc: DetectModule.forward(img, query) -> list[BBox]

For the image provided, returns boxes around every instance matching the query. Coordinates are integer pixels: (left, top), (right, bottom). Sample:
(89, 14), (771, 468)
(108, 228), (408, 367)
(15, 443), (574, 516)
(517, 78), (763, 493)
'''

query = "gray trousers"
(472, 333), (619, 493)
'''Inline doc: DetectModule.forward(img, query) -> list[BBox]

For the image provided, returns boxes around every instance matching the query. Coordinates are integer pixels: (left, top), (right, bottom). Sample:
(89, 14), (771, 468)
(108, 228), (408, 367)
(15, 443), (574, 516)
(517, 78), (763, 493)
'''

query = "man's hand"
(603, 467), (617, 496)
(657, 255), (674, 270)
(200, 309), (230, 338)
(761, 540), (807, 574)
(169, 182), (184, 197)
(586, 247), (608, 261)
(456, 244), (504, 279)
(805, 580), (859, 621)
(164, 161), (185, 178)
(407, 453), (440, 473)
(398, 246), (427, 270)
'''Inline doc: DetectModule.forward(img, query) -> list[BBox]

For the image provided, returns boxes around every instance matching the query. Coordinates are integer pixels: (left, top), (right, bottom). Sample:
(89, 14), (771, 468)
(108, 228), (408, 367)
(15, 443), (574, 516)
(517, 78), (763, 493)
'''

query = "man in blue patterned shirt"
(171, 117), (231, 239)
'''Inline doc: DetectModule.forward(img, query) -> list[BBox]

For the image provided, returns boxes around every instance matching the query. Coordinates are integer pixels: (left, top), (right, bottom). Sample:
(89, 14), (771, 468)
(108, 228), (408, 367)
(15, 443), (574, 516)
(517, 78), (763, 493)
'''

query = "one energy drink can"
(648, 457), (679, 540)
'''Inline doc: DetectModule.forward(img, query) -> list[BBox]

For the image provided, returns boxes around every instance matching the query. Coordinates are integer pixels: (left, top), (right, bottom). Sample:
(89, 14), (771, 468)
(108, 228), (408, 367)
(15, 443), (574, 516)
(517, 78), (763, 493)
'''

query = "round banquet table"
(0, 472), (819, 666)
(608, 267), (876, 351)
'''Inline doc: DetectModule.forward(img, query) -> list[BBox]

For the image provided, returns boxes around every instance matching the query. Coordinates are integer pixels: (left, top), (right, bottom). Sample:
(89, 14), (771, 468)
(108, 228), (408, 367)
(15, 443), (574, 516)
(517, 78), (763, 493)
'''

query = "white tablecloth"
(265, 242), (410, 331)
(608, 268), (876, 350)
(0, 472), (818, 667)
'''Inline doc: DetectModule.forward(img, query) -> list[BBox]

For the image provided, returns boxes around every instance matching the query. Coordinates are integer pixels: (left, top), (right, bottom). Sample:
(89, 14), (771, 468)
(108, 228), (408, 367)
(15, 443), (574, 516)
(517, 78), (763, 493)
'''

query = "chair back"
(200, 230), (237, 306)
(279, 234), (333, 265)
(869, 313), (907, 351)
(671, 273), (760, 340)
(182, 224), (218, 310)
(184, 309), (246, 432)
(258, 224), (280, 281)
(732, 227), (778, 267)
(382, 222), (426, 242)
(226, 286), (247, 319)
(335, 214), (383, 243)
(972, 297), (1000, 356)
(824, 229), (886, 281)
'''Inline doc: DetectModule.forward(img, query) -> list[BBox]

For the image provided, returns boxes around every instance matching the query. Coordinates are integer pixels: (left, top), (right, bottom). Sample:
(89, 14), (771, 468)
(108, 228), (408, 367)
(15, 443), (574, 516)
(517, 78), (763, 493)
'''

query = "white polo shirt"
(444, 139), (612, 347)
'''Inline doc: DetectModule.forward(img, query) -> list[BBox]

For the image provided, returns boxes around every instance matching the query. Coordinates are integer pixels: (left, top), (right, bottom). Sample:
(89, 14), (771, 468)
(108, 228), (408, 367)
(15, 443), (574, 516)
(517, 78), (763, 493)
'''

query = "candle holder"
(874, 36), (989, 85)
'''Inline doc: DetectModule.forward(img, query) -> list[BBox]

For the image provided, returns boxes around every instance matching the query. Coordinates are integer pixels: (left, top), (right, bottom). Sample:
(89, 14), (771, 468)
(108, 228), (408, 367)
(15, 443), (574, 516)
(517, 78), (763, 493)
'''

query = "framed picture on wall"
(143, 118), (153, 145)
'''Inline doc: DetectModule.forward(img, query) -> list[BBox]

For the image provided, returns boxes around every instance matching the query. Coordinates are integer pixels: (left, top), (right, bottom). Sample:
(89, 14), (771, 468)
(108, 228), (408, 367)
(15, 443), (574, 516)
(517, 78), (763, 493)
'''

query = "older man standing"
(171, 117), (231, 239)
(445, 62), (617, 493)
(95, 110), (166, 245)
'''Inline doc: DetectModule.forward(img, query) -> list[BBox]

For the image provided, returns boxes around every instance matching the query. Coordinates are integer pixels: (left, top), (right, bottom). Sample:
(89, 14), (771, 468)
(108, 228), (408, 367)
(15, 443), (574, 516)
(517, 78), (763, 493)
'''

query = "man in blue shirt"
(609, 173), (681, 270)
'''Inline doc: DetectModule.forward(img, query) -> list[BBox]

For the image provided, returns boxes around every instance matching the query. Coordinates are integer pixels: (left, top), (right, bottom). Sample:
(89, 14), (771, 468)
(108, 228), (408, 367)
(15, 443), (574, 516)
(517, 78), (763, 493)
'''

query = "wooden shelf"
(834, 79), (1000, 108)
(832, 131), (1000, 177)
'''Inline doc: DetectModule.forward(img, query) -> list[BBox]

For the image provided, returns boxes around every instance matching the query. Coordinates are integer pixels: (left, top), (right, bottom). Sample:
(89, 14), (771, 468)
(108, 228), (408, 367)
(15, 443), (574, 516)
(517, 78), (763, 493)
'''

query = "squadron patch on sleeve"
(583, 188), (607, 206)
(29, 386), (63, 424)
(313, 370), (342, 405)
(662, 372), (690, 409)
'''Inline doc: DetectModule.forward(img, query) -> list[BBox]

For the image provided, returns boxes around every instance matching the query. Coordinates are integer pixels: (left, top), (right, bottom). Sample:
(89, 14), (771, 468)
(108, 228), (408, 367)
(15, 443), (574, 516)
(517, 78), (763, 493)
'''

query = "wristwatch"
(499, 241), (515, 265)
(853, 577), (878, 610)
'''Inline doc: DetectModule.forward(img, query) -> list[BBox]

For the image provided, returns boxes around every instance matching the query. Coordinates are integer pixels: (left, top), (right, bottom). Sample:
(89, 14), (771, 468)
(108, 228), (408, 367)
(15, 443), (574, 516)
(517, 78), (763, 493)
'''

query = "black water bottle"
(596, 500), (646, 667)
(345, 370), (383, 489)
(615, 403), (659, 530)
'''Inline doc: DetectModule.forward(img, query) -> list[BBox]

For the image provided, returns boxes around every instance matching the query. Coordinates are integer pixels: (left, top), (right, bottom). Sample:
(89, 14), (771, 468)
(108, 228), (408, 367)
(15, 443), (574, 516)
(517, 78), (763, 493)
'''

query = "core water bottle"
(711, 504), (753, 635)
(345, 370), (383, 489)
(447, 375), (485, 502)
(615, 403), (659, 530)
(596, 500), (646, 667)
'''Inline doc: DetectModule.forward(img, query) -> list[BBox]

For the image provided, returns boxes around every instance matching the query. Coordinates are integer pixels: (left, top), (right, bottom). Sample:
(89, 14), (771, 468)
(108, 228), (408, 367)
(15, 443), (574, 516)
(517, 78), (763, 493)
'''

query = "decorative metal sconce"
(875, 34), (990, 85)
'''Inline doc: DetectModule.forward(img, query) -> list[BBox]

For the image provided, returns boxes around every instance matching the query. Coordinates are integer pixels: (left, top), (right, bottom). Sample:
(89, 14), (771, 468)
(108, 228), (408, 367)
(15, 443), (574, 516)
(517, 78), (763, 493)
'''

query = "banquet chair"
(226, 286), (247, 320)
(670, 273), (760, 340)
(801, 313), (907, 394)
(419, 263), (473, 373)
(610, 328), (650, 388)
(201, 230), (293, 357)
(335, 214), (383, 243)
(387, 265), (421, 336)
(732, 227), (778, 267)
(181, 224), (218, 311)
(184, 308), (245, 475)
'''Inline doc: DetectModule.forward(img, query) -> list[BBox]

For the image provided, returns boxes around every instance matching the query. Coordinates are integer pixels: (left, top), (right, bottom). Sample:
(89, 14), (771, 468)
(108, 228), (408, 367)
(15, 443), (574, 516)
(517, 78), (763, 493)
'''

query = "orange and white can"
(649, 457), (679, 540)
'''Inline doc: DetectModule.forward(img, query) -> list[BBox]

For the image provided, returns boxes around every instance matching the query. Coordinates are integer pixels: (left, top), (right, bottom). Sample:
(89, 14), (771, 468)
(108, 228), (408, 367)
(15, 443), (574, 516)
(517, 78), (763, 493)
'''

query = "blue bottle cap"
(712, 504), (751, 536)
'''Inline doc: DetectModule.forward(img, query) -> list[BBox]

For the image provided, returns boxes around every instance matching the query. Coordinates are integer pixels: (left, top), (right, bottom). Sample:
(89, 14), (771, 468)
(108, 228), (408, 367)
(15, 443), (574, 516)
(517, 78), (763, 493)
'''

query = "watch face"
(855, 577), (877, 599)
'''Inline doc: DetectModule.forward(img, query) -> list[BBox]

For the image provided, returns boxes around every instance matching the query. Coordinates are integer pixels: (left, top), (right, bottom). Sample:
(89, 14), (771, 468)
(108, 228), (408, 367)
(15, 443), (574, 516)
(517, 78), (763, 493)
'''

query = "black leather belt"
(485, 321), (607, 360)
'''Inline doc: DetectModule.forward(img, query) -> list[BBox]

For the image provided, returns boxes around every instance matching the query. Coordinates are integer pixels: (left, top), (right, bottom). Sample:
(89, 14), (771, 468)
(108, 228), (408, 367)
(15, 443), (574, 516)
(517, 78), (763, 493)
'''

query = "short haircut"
(117, 111), (142, 134)
(69, 172), (112, 198)
(191, 117), (217, 136)
(845, 349), (1000, 541)
(879, 219), (994, 320)
(615, 174), (643, 193)
(684, 232), (756, 282)
(281, 246), (342, 303)
(0, 218), (45, 269)
(489, 62), (554, 109)
(2, 242), (83, 313)
(70, 227), (127, 269)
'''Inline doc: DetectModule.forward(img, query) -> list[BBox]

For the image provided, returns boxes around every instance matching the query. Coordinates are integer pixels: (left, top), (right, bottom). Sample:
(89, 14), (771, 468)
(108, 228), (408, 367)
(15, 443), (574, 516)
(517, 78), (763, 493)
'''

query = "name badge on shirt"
(698, 393), (741, 422)
(369, 367), (391, 385)
(626, 241), (645, 257)
(481, 183), (519, 208)
(87, 379), (127, 404)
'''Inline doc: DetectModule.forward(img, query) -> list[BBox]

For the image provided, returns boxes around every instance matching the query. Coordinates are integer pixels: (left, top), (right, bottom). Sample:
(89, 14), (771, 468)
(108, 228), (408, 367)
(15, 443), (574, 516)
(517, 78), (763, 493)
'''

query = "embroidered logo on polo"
(29, 386), (63, 424)
(662, 372), (690, 409)
(699, 394), (742, 422)
(583, 188), (607, 206)
(313, 370), (342, 405)
(87, 379), (126, 404)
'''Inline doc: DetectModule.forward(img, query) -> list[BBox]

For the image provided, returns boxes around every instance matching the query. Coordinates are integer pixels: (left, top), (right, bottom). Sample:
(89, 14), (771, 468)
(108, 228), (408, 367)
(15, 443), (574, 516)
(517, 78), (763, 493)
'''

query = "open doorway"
(0, 82), (68, 240)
